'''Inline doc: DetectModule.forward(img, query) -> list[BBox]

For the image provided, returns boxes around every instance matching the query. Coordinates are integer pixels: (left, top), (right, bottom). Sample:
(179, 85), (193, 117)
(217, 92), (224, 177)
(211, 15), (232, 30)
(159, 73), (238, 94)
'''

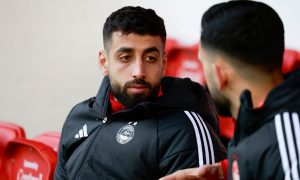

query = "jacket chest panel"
(75, 117), (159, 179)
(228, 122), (282, 179)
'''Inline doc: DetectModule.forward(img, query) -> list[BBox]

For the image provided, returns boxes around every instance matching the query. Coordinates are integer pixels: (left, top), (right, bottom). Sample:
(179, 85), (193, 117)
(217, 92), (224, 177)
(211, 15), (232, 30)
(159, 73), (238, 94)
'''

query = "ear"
(98, 50), (108, 76)
(212, 57), (228, 90)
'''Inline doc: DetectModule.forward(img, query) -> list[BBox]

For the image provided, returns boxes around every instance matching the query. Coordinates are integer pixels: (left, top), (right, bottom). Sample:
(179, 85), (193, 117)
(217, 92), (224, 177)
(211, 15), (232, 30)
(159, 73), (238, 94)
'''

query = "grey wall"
(1, 0), (299, 137)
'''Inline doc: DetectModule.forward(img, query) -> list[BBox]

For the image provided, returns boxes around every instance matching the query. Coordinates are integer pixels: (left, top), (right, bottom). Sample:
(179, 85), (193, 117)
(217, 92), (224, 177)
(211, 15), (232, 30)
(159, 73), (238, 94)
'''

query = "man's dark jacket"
(55, 76), (226, 180)
(228, 69), (300, 180)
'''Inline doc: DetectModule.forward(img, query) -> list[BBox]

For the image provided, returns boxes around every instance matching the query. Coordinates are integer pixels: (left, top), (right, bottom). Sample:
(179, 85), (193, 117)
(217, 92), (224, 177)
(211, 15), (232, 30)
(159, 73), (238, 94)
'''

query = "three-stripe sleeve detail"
(184, 111), (215, 166)
(195, 113), (215, 163)
(275, 112), (300, 180)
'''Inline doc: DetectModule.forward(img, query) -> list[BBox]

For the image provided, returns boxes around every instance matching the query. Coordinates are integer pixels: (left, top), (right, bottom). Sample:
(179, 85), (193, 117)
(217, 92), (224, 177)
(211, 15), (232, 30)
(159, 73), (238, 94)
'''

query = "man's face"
(198, 47), (231, 116)
(101, 31), (166, 108)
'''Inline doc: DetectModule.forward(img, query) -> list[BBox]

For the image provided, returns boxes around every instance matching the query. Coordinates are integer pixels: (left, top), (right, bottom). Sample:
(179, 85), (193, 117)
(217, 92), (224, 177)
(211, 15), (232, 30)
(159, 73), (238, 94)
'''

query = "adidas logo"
(75, 124), (88, 139)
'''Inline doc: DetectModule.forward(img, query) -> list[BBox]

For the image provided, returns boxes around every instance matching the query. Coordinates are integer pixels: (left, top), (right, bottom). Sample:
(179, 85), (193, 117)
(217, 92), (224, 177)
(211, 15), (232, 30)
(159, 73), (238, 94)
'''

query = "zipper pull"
(102, 117), (108, 123)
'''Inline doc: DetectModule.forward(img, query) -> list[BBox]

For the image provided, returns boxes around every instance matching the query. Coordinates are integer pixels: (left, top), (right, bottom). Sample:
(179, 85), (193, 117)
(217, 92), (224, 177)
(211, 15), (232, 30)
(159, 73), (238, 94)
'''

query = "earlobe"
(98, 51), (108, 76)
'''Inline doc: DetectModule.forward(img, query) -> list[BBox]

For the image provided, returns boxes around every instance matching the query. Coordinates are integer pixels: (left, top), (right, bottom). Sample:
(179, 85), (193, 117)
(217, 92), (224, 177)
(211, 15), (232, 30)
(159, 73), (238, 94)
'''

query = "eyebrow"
(115, 47), (160, 54)
(144, 47), (160, 54)
(115, 47), (133, 54)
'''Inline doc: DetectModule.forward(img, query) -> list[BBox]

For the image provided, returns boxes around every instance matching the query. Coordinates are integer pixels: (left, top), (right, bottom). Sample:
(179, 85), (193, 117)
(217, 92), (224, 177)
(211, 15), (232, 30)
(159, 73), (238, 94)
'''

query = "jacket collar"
(94, 76), (110, 119)
(234, 69), (300, 143)
(92, 76), (219, 131)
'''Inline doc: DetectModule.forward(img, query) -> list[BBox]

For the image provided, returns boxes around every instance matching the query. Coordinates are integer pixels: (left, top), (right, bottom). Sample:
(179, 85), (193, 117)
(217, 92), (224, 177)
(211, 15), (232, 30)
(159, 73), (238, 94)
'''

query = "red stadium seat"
(33, 132), (61, 153)
(165, 39), (205, 85)
(0, 122), (26, 170)
(0, 122), (25, 138)
(165, 38), (179, 53)
(0, 138), (57, 180)
(282, 49), (300, 74)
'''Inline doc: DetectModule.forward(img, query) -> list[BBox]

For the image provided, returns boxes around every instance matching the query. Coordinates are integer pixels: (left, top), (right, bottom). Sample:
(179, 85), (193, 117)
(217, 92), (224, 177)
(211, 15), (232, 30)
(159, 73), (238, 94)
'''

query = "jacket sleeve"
(273, 112), (300, 179)
(54, 108), (75, 180)
(158, 111), (227, 177)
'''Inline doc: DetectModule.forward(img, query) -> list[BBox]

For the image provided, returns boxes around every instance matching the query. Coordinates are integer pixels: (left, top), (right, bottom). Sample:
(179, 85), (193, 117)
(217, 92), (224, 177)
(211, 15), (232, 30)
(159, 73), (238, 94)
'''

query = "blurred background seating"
(0, 121), (60, 180)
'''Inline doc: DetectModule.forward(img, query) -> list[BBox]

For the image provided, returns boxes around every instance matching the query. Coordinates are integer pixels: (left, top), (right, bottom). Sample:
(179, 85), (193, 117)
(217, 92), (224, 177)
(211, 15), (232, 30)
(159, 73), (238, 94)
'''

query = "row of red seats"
(0, 121), (60, 180)
(165, 39), (300, 143)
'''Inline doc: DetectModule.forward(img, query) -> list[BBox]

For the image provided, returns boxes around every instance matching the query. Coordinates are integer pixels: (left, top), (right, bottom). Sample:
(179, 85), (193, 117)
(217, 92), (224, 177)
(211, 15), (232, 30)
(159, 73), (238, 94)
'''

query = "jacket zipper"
(102, 117), (108, 123)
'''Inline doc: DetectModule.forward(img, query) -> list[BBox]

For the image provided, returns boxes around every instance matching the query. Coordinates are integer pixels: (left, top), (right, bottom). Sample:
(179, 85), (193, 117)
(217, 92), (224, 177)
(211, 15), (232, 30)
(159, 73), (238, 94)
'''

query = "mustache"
(125, 79), (152, 88)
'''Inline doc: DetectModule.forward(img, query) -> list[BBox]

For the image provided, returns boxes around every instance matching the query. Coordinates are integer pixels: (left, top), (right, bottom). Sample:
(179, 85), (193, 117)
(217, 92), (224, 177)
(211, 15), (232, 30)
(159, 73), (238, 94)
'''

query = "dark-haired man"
(54, 6), (226, 179)
(161, 1), (300, 180)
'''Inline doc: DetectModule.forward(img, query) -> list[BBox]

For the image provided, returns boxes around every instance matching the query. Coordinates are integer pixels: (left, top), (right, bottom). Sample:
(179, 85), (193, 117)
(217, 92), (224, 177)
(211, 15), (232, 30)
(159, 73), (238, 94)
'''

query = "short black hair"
(201, 0), (284, 71)
(103, 6), (166, 51)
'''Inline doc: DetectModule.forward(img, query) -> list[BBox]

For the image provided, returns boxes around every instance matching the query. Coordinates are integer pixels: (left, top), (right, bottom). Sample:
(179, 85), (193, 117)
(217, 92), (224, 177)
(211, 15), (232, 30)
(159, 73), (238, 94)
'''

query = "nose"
(132, 59), (146, 79)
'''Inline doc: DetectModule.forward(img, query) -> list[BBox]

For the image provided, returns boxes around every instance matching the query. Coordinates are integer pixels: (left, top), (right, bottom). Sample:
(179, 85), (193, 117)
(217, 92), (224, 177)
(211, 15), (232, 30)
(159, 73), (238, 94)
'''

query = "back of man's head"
(103, 6), (166, 51)
(201, 0), (284, 72)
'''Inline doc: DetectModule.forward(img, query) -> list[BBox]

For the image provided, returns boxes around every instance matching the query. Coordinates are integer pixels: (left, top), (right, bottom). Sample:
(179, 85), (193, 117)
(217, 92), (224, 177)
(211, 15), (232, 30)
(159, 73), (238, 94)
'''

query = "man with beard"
(161, 1), (300, 180)
(54, 6), (226, 179)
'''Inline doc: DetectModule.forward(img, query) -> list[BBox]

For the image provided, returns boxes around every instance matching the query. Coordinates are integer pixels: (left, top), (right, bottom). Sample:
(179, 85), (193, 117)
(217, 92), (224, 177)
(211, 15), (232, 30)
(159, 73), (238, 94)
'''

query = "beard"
(206, 84), (232, 117)
(213, 96), (232, 117)
(110, 78), (160, 108)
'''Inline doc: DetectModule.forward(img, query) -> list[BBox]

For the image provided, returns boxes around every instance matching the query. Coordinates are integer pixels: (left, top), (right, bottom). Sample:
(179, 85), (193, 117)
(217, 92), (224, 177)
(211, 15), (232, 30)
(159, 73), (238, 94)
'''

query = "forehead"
(108, 31), (164, 53)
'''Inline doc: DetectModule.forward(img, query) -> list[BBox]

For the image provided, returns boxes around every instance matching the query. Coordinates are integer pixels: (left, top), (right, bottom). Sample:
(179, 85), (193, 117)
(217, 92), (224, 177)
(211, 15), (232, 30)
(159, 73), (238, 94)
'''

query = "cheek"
(204, 69), (218, 93)
(203, 67), (212, 84)
(202, 62), (216, 84)
(156, 61), (166, 74)
(108, 69), (126, 89)
(147, 65), (164, 81)
(108, 62), (130, 79)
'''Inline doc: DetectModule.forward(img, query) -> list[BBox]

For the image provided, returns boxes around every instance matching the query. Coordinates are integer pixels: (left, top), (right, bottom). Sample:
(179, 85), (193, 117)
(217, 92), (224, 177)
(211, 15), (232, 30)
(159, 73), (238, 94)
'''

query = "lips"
(127, 84), (149, 93)
(125, 79), (152, 94)
(128, 84), (147, 88)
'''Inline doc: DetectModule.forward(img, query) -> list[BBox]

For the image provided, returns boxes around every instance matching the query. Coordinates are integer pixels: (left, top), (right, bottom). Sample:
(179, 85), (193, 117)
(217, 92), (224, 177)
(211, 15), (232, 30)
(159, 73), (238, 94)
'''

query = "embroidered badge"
(232, 159), (240, 180)
(116, 125), (135, 144)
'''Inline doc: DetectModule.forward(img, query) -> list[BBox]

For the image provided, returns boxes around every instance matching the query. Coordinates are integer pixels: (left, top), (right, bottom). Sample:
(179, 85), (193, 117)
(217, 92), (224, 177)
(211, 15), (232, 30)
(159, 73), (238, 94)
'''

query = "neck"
(228, 70), (284, 119)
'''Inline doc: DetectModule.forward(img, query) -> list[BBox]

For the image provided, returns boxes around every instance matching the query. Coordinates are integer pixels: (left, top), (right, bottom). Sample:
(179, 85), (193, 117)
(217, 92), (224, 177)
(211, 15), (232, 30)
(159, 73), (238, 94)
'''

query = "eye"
(145, 56), (157, 62)
(119, 55), (131, 62)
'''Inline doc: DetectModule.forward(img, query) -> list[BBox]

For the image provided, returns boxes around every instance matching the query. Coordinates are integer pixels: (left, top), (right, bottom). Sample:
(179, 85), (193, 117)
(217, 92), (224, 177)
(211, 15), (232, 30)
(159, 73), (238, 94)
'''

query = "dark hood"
(94, 76), (219, 131)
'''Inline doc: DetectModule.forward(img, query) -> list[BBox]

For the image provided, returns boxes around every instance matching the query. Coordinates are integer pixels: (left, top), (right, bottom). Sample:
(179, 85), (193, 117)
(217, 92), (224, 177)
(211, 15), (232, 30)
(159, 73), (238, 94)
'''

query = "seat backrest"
(0, 122), (26, 138)
(165, 39), (205, 85)
(0, 122), (26, 167)
(33, 132), (61, 153)
(282, 49), (300, 74)
(0, 138), (57, 180)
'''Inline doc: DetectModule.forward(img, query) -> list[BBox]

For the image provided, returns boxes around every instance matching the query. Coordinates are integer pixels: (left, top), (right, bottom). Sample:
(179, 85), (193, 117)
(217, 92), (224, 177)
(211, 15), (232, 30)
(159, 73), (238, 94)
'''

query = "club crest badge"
(116, 125), (135, 144)
(232, 160), (240, 180)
